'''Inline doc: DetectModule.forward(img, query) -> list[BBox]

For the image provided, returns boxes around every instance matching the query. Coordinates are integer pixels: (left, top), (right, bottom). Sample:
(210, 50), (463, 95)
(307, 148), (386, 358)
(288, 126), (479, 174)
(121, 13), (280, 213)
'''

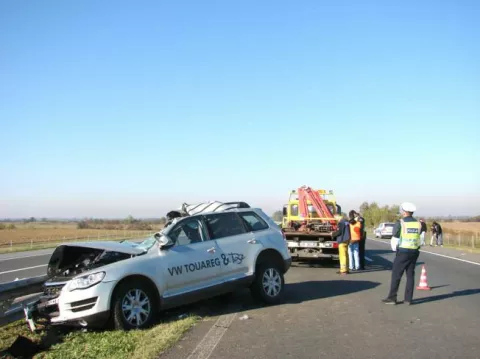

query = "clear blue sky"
(1, 0), (479, 218)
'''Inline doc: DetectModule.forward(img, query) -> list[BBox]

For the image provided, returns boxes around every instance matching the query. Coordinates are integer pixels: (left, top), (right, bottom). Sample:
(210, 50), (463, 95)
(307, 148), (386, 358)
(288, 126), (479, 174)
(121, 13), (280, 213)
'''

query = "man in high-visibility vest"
(382, 202), (421, 305)
(354, 211), (367, 270)
(348, 210), (362, 271)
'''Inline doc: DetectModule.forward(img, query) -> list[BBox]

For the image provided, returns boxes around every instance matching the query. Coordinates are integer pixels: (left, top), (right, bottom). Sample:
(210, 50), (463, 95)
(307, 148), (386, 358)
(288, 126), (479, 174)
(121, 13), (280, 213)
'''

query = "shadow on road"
(174, 278), (382, 320)
(366, 249), (394, 256)
(413, 288), (480, 304)
(284, 280), (381, 304)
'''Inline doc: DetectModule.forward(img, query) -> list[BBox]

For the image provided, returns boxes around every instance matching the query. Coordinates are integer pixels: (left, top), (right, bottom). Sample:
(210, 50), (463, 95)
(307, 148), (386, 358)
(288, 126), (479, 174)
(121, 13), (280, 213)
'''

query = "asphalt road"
(162, 239), (480, 359)
(1, 239), (480, 358)
(0, 249), (53, 283)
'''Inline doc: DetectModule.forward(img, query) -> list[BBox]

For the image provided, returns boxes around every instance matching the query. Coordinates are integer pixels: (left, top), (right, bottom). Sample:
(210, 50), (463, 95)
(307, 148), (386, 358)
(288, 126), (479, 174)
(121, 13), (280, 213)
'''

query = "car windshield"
(385, 223), (394, 228)
(123, 232), (162, 252)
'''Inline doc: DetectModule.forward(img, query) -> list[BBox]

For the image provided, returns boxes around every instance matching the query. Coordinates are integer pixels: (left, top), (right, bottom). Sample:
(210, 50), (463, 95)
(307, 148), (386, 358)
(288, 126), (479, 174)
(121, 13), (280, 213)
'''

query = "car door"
(161, 216), (222, 299)
(204, 212), (259, 283)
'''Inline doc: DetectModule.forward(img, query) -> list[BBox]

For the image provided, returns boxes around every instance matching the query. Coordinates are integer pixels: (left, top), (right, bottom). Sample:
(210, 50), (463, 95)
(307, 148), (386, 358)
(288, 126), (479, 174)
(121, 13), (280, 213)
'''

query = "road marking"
(0, 264), (48, 275)
(369, 238), (480, 266)
(365, 256), (373, 262)
(187, 312), (237, 359)
(0, 252), (53, 262)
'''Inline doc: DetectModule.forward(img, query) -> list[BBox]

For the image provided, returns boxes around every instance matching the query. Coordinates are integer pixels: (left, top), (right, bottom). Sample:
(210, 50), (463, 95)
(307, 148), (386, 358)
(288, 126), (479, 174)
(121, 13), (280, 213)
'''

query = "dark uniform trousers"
(359, 232), (366, 269)
(387, 250), (420, 302)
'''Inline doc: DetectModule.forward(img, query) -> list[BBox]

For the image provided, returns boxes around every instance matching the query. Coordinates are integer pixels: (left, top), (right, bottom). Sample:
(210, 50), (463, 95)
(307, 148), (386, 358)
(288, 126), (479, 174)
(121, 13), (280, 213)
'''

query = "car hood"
(46, 241), (146, 281)
(55, 241), (146, 255)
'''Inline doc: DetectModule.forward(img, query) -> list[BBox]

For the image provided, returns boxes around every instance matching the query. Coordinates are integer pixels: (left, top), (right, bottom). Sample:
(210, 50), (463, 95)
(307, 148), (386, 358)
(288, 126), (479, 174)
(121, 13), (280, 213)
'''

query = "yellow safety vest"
(399, 219), (421, 249)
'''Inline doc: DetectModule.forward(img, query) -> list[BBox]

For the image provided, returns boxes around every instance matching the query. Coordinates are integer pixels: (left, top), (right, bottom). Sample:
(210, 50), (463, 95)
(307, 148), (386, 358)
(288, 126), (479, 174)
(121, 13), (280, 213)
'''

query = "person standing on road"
(333, 213), (351, 275)
(419, 219), (427, 246)
(435, 222), (443, 247)
(382, 202), (421, 305)
(348, 210), (362, 271)
(430, 221), (437, 246)
(355, 211), (367, 270)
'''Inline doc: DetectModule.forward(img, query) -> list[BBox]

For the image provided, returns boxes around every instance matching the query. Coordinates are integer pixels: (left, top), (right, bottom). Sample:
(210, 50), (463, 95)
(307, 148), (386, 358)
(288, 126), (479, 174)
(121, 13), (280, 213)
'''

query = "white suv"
(25, 207), (292, 331)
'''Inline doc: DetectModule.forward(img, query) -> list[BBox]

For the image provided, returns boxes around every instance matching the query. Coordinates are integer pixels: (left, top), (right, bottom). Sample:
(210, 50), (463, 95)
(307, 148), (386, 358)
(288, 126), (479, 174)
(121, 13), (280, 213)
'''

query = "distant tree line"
(358, 202), (401, 227)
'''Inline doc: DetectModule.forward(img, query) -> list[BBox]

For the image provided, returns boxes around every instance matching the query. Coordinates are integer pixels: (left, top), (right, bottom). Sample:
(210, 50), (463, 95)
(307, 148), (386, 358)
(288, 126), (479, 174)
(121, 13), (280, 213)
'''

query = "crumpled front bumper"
(24, 280), (117, 331)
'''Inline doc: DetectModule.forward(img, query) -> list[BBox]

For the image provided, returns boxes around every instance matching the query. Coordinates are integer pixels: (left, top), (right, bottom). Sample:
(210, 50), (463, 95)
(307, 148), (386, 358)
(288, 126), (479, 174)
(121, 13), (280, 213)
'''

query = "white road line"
(0, 264), (48, 275)
(187, 312), (237, 359)
(364, 256), (373, 262)
(0, 253), (53, 261)
(369, 238), (480, 267)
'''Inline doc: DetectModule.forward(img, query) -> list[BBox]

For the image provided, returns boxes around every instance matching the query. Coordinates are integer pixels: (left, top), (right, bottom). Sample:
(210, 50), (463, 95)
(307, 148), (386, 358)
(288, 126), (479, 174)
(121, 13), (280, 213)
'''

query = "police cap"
(400, 202), (416, 213)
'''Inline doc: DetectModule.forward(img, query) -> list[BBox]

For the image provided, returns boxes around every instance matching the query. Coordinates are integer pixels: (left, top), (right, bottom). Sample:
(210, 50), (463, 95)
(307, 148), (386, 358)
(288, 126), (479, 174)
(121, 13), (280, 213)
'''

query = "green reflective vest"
(399, 219), (421, 249)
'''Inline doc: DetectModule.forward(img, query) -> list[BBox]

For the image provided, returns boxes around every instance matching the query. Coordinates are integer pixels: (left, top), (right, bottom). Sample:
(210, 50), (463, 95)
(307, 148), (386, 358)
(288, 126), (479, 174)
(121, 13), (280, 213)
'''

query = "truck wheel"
(112, 280), (157, 330)
(250, 263), (285, 305)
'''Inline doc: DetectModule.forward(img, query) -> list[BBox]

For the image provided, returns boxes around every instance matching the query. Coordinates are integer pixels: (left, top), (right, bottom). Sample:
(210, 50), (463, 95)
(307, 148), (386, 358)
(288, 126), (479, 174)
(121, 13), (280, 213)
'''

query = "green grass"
(1, 315), (199, 359)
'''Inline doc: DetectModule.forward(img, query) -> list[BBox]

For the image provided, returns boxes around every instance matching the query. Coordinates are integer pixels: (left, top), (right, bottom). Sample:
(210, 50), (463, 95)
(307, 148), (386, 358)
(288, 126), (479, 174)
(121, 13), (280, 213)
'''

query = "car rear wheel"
(250, 263), (285, 305)
(112, 280), (157, 330)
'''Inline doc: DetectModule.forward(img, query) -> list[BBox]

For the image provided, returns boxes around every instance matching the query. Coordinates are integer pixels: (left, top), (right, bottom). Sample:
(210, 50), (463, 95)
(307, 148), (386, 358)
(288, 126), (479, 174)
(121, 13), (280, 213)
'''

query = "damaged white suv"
(25, 206), (291, 331)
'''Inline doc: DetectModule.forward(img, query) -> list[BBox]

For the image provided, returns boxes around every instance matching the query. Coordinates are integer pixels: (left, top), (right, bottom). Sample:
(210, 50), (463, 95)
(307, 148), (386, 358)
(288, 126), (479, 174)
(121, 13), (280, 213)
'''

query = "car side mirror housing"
(154, 232), (174, 249)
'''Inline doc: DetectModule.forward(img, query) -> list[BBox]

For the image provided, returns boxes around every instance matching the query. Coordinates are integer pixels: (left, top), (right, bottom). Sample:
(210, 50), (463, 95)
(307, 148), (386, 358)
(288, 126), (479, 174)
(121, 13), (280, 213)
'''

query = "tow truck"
(281, 186), (342, 261)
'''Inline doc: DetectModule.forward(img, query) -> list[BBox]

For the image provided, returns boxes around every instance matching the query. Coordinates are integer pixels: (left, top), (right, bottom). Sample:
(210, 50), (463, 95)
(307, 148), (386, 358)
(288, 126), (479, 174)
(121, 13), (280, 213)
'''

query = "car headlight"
(68, 272), (106, 291)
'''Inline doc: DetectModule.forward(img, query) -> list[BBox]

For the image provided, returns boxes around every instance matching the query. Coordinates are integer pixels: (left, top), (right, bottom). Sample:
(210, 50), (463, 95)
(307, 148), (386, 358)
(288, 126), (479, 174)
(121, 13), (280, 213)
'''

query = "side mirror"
(154, 233), (174, 249)
(282, 207), (287, 216)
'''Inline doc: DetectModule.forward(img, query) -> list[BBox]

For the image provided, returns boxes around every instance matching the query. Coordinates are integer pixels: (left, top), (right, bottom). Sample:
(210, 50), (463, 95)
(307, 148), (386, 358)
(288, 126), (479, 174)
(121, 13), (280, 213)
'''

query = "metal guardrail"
(0, 275), (47, 326)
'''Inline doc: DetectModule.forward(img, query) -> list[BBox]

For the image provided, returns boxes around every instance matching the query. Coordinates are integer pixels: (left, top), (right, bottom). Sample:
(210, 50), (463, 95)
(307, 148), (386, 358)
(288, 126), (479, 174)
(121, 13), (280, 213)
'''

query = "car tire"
(250, 262), (285, 305)
(111, 279), (158, 330)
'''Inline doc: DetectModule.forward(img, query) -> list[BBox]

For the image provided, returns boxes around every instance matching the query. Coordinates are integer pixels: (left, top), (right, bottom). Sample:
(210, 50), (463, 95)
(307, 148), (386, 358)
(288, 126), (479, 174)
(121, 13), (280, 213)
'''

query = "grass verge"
(0, 315), (199, 359)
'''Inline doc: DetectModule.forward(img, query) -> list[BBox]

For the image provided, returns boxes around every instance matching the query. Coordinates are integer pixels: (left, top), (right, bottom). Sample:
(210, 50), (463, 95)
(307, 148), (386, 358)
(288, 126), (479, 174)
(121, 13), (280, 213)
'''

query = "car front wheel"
(251, 263), (285, 305)
(111, 280), (157, 330)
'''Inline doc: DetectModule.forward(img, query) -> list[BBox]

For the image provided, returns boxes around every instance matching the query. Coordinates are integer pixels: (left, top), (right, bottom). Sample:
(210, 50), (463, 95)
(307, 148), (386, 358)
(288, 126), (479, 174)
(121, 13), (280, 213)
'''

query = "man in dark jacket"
(434, 222), (443, 247)
(332, 214), (351, 275)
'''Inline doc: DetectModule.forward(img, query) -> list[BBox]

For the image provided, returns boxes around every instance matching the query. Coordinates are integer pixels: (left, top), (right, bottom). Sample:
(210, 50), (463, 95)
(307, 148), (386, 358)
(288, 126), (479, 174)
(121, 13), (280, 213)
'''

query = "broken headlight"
(68, 272), (106, 291)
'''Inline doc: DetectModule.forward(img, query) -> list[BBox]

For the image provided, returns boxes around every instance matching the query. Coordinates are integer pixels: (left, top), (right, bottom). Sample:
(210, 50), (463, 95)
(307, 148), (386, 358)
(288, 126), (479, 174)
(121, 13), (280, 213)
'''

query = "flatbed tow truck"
(281, 186), (342, 261)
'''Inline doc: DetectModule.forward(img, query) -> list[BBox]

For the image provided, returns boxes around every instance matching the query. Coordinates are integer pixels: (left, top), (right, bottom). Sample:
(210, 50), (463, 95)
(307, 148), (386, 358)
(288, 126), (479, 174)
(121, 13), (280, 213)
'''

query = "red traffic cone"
(416, 264), (431, 290)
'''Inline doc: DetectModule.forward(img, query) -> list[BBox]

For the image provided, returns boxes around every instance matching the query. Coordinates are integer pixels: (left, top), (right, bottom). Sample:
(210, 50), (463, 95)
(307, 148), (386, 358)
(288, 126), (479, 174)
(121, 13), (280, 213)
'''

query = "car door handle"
(207, 247), (216, 253)
(247, 239), (257, 244)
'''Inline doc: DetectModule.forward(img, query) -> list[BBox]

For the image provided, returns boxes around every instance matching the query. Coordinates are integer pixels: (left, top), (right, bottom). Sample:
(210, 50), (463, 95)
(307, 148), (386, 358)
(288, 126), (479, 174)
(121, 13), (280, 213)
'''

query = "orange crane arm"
(298, 186), (334, 219)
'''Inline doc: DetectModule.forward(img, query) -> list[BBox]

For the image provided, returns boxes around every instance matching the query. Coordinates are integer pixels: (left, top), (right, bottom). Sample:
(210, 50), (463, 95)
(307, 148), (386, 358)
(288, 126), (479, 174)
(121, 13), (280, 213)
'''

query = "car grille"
(43, 283), (66, 297)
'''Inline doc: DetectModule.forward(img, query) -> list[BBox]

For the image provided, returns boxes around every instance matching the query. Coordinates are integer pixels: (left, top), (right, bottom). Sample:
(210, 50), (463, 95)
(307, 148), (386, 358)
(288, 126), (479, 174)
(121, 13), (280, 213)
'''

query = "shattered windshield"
(134, 237), (157, 251)
(124, 232), (162, 252)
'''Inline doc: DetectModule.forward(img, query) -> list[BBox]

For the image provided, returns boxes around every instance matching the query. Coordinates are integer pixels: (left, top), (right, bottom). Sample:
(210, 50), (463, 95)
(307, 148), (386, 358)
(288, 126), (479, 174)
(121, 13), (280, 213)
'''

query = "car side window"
(239, 212), (269, 232)
(205, 213), (246, 240)
(169, 219), (204, 246)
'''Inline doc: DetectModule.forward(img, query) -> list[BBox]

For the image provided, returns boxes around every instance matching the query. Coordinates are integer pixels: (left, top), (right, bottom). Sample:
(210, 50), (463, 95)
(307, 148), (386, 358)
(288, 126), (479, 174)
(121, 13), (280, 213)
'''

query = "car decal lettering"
(228, 253), (245, 264)
(168, 265), (183, 276)
(167, 253), (244, 276)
